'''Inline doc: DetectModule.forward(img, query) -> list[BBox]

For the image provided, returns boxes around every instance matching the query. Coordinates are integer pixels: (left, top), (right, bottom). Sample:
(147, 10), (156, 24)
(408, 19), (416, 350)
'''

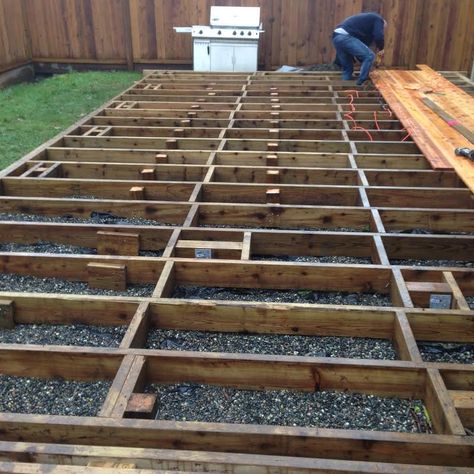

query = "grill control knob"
(233, 30), (237, 35)
(240, 31), (244, 36)
(199, 30), (203, 35)
(248, 31), (252, 36)
(217, 30), (222, 35)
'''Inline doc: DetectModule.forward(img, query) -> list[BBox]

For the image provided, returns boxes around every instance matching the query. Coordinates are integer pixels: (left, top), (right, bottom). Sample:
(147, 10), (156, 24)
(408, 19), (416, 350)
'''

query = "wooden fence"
(1, 0), (473, 73)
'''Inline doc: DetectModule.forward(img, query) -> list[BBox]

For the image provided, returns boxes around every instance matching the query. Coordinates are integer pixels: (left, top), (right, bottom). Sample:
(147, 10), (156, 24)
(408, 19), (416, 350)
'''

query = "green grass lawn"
(0, 71), (140, 171)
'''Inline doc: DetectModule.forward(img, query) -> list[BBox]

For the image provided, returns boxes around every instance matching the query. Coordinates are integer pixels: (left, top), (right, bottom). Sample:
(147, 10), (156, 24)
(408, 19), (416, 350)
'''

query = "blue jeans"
(332, 33), (375, 84)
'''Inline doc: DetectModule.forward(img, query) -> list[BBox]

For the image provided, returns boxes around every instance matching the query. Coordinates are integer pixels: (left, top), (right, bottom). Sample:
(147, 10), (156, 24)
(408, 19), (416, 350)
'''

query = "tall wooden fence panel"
(0, 0), (473, 72)
(0, 0), (31, 73)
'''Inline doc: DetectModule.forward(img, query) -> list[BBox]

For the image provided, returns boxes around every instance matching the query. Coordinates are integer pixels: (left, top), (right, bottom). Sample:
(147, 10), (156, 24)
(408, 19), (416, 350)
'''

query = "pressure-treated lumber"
(0, 70), (473, 472)
(372, 66), (474, 192)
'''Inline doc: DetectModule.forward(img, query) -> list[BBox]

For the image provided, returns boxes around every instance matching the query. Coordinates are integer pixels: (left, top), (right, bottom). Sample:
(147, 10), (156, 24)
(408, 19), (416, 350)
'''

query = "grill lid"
(210, 6), (261, 28)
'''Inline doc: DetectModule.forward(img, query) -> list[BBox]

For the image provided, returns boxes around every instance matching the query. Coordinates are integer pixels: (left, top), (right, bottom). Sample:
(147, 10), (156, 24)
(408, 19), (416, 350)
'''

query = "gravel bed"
(199, 224), (368, 232)
(418, 342), (474, 364)
(0, 375), (110, 416)
(0, 241), (163, 257)
(172, 286), (392, 306)
(391, 259), (473, 268)
(0, 273), (155, 297)
(0, 212), (174, 226)
(146, 329), (397, 359)
(146, 383), (429, 432)
(467, 297), (474, 309)
(253, 255), (372, 264)
(388, 228), (474, 236)
(0, 324), (127, 347)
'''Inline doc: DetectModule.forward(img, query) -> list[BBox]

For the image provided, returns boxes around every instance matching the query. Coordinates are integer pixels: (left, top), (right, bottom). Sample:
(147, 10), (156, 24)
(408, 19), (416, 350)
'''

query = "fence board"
(0, 0), (30, 73)
(0, 0), (473, 72)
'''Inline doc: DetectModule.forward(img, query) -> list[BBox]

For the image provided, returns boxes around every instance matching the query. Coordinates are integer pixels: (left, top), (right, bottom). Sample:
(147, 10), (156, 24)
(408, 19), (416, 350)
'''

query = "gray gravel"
(389, 228), (474, 236)
(0, 375), (110, 416)
(391, 259), (473, 268)
(0, 324), (127, 347)
(172, 286), (392, 306)
(146, 329), (397, 359)
(465, 297), (474, 310)
(254, 255), (372, 264)
(147, 383), (429, 432)
(200, 224), (369, 232)
(0, 273), (155, 297)
(418, 342), (474, 364)
(0, 212), (173, 226)
(0, 241), (163, 257)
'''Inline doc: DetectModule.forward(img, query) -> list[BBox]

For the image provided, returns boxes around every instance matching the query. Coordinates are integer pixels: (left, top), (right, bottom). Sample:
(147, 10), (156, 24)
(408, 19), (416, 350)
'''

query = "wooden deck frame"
(0, 70), (473, 471)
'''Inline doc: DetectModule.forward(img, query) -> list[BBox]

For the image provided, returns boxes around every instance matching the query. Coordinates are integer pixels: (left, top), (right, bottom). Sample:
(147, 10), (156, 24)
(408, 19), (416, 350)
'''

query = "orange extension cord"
(343, 90), (410, 143)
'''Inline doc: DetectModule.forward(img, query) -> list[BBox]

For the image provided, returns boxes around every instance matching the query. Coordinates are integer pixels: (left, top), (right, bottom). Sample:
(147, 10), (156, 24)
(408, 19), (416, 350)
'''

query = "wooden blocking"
(266, 169), (280, 184)
(155, 153), (168, 164)
(187, 111), (198, 118)
(270, 87), (279, 92)
(271, 98), (280, 103)
(270, 120), (280, 128)
(87, 263), (127, 291)
(450, 390), (474, 428)
(173, 128), (185, 137)
(190, 104), (201, 110)
(129, 186), (145, 200)
(269, 128), (280, 139)
(271, 105), (281, 110)
(166, 139), (178, 150)
(180, 119), (192, 127)
(270, 92), (279, 97)
(241, 232), (252, 260)
(97, 231), (140, 256)
(208, 92), (216, 96)
(406, 281), (453, 308)
(266, 188), (280, 204)
(0, 300), (14, 329)
(197, 98), (206, 102)
(124, 393), (158, 419)
(270, 111), (280, 118)
(141, 168), (155, 180)
(266, 154), (278, 167)
(267, 142), (279, 152)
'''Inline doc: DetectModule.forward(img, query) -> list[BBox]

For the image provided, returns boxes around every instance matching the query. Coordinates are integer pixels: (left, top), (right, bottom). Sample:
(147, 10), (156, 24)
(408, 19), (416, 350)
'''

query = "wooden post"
(166, 139), (178, 149)
(129, 186), (145, 200)
(266, 170), (280, 184)
(141, 168), (155, 180)
(124, 393), (158, 419)
(266, 188), (280, 204)
(155, 153), (168, 163)
(87, 263), (127, 291)
(266, 154), (278, 167)
(97, 231), (140, 256)
(0, 300), (14, 329)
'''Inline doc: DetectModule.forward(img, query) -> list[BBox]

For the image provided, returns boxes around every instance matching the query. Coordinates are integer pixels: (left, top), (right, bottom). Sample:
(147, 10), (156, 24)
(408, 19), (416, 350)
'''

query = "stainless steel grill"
(174, 6), (264, 72)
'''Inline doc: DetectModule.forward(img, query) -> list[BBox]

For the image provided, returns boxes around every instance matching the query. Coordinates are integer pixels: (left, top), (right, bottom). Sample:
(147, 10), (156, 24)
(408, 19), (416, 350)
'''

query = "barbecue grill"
(174, 6), (264, 72)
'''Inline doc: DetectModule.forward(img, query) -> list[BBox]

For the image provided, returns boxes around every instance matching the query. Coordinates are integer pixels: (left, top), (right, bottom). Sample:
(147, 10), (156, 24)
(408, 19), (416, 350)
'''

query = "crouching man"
(332, 12), (386, 86)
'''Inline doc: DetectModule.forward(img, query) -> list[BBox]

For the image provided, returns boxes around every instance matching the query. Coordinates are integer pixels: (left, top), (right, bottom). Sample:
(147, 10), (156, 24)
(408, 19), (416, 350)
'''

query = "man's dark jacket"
(336, 12), (385, 50)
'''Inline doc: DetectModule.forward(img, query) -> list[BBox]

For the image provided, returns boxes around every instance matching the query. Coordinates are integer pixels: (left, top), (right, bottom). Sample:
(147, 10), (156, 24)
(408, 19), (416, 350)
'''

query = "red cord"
(401, 129), (412, 142)
(352, 125), (374, 141)
(373, 111), (381, 131)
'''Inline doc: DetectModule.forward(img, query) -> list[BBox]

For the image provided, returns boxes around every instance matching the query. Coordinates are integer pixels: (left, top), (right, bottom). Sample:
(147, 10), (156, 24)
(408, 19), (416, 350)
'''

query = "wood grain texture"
(1, 0), (473, 70)
(372, 66), (474, 191)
